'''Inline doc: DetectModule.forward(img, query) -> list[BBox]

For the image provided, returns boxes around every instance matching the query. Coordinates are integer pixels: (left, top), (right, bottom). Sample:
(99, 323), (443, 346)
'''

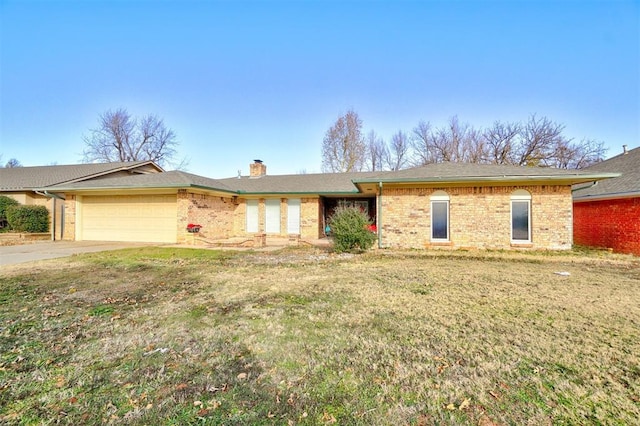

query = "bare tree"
(411, 121), (435, 166)
(552, 138), (607, 169)
(5, 158), (22, 168)
(388, 130), (411, 170)
(514, 114), (565, 166)
(366, 130), (388, 171)
(427, 116), (478, 163)
(82, 108), (186, 168)
(483, 121), (521, 164)
(321, 110), (367, 172)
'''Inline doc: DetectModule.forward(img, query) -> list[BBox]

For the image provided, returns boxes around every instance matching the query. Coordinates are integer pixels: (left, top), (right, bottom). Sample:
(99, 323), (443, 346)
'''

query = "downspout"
(378, 182), (383, 249)
(35, 191), (65, 241)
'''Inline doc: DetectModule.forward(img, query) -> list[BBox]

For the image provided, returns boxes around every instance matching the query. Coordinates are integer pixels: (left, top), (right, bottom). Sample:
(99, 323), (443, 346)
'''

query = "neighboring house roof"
(44, 170), (237, 194)
(0, 161), (162, 192)
(572, 146), (640, 201)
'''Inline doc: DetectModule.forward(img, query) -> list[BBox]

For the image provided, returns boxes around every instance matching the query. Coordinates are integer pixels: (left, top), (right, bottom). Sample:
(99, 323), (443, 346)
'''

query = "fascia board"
(352, 172), (620, 185)
(39, 183), (238, 196)
(573, 191), (640, 202)
(234, 190), (360, 196)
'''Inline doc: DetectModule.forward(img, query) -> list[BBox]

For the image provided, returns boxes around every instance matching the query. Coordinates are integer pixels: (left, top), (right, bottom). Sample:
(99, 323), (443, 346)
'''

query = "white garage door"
(80, 194), (178, 243)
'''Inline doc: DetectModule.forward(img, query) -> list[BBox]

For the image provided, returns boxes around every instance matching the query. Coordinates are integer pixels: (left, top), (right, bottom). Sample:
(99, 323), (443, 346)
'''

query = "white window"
(511, 190), (531, 243)
(430, 191), (450, 241)
(287, 199), (301, 234)
(246, 199), (259, 233)
(265, 199), (281, 234)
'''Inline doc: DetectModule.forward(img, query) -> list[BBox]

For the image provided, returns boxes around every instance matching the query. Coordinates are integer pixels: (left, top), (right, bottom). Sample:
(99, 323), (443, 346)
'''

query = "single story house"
(0, 161), (162, 240)
(11, 159), (616, 251)
(572, 146), (639, 256)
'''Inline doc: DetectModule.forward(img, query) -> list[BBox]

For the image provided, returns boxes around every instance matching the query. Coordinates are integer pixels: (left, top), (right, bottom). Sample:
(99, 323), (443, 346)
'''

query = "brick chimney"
(250, 159), (267, 177)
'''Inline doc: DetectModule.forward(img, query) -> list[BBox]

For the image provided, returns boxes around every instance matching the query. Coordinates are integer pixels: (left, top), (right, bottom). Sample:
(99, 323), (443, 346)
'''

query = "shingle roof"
(217, 171), (383, 194)
(0, 161), (160, 191)
(45, 170), (237, 193)
(572, 146), (640, 200)
(19, 161), (620, 196)
(352, 162), (618, 184)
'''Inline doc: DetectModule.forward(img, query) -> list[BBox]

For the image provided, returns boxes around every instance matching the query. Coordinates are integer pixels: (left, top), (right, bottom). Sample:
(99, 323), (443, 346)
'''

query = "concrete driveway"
(0, 241), (155, 266)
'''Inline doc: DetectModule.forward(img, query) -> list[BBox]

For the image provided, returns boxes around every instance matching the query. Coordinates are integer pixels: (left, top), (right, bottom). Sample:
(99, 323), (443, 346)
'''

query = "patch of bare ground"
(1, 246), (638, 424)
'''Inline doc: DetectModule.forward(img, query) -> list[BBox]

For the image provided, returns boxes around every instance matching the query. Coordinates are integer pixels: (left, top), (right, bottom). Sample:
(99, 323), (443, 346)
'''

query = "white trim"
(510, 190), (531, 243)
(430, 191), (450, 242)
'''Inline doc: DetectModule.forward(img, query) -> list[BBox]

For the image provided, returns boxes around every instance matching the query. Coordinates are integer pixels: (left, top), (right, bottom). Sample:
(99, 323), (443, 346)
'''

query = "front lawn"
(1, 247), (638, 425)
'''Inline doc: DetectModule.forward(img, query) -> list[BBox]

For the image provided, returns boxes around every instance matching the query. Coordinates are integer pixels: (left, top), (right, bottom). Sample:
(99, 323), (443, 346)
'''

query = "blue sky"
(1, 0), (638, 177)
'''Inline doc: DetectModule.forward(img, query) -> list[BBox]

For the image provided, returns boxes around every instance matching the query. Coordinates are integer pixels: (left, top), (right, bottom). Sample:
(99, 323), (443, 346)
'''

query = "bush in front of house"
(0, 195), (20, 229)
(6, 205), (49, 233)
(328, 206), (377, 253)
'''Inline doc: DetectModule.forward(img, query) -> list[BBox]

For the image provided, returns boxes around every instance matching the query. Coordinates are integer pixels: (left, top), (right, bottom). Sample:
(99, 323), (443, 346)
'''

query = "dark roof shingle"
(45, 170), (237, 193)
(0, 161), (159, 191)
(572, 147), (640, 200)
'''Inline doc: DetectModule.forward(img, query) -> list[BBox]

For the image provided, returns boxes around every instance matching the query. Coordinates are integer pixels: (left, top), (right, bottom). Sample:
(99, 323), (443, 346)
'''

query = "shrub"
(6, 205), (49, 233)
(328, 206), (377, 253)
(0, 195), (19, 229)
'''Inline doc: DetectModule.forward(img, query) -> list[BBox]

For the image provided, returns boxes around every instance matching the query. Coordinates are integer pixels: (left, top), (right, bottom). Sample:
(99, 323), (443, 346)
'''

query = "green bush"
(6, 205), (49, 233)
(0, 195), (20, 228)
(328, 206), (377, 253)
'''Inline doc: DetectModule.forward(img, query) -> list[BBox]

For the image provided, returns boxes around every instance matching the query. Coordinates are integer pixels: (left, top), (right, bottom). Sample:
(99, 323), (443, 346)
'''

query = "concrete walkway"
(0, 241), (153, 266)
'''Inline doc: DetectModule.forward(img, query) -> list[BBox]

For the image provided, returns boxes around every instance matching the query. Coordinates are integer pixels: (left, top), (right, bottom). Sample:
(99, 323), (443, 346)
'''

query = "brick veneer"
(177, 190), (236, 243)
(179, 196), (323, 245)
(573, 197), (640, 256)
(237, 197), (320, 239)
(62, 194), (76, 240)
(380, 185), (572, 250)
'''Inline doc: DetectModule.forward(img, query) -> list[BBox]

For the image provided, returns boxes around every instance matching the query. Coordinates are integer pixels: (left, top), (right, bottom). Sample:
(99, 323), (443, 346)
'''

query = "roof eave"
(55, 161), (164, 186)
(39, 183), (237, 195)
(573, 191), (640, 202)
(235, 190), (361, 196)
(353, 172), (620, 185)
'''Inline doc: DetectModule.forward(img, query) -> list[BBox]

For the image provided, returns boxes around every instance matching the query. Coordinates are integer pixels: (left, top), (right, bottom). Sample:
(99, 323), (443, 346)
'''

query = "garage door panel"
(80, 195), (177, 243)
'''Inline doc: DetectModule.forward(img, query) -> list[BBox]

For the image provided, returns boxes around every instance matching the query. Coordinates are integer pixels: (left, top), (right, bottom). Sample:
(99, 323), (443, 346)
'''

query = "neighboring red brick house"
(573, 146), (640, 256)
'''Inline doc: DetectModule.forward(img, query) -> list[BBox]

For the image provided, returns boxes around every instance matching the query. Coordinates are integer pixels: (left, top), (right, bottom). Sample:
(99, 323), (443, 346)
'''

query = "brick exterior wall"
(62, 194), (76, 241)
(176, 190), (236, 244)
(380, 185), (572, 250)
(301, 198), (321, 239)
(235, 197), (321, 240)
(573, 197), (640, 256)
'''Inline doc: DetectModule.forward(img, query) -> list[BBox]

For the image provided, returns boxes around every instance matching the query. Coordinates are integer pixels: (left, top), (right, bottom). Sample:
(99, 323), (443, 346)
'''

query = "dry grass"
(1, 247), (638, 425)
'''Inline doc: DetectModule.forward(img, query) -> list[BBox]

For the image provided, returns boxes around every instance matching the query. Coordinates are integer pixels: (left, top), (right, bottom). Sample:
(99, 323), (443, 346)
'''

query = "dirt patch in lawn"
(1, 247), (638, 425)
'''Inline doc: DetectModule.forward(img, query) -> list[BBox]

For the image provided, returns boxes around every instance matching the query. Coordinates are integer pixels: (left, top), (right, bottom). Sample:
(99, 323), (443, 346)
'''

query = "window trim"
(430, 191), (450, 242)
(510, 190), (531, 243)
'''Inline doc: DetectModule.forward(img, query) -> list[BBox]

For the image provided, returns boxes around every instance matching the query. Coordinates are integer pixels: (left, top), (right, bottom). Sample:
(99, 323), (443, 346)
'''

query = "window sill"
(430, 241), (453, 247)
(511, 242), (533, 248)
